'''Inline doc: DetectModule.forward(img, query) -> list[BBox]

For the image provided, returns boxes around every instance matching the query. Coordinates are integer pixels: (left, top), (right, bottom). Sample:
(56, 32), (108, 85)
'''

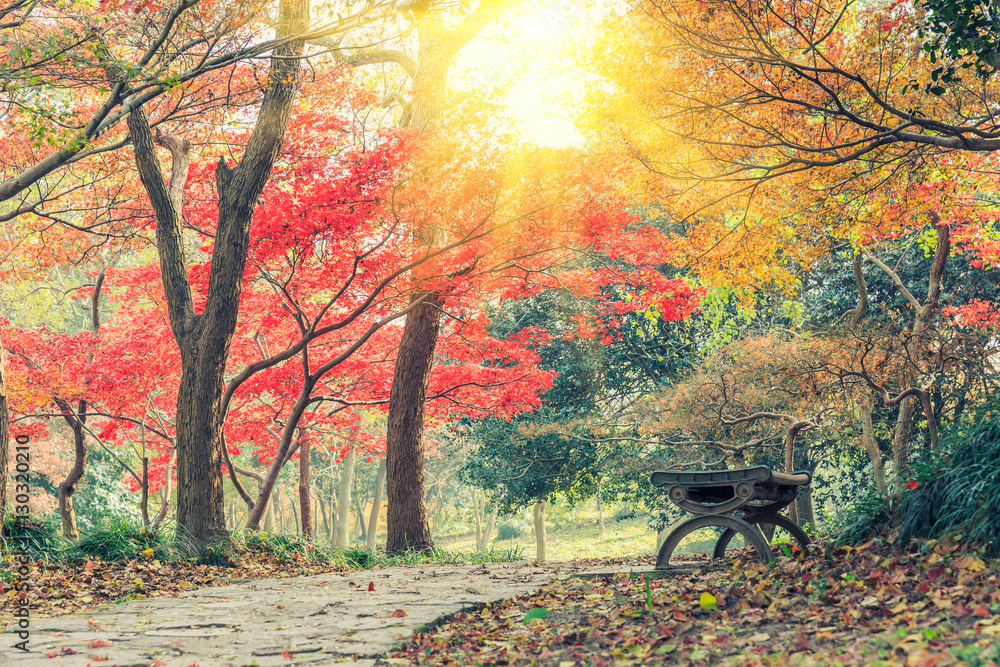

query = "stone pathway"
(2, 560), (646, 667)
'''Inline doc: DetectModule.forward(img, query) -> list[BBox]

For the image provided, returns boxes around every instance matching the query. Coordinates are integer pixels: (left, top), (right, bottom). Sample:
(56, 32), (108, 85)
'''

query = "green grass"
(436, 513), (658, 560)
(1, 514), (68, 563)
(72, 518), (176, 562)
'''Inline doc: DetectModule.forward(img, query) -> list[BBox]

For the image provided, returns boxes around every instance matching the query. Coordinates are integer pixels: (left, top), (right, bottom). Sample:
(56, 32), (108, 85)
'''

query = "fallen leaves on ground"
(381, 539), (1000, 666)
(0, 554), (351, 620)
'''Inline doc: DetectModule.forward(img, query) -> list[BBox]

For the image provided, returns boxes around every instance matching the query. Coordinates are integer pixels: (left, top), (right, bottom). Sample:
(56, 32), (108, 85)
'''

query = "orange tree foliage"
(585, 0), (1000, 296)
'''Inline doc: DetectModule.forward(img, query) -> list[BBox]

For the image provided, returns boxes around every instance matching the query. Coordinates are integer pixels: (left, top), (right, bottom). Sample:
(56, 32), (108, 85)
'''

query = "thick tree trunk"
(127, 0), (308, 551)
(173, 363), (231, 545)
(533, 501), (546, 561)
(860, 400), (887, 493)
(383, 4), (508, 555)
(335, 447), (357, 547)
(298, 432), (311, 539)
(366, 458), (386, 551)
(385, 293), (441, 553)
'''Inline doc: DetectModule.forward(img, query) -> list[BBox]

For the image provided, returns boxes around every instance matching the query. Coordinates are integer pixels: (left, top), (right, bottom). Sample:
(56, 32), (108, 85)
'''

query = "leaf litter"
(381, 538), (1000, 666)
(1, 553), (353, 619)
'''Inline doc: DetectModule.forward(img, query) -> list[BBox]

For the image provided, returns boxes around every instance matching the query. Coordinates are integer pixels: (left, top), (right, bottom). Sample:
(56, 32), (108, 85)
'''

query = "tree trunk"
(473, 489), (484, 549)
(262, 494), (276, 532)
(335, 447), (357, 547)
(152, 444), (177, 529)
(859, 399), (887, 493)
(56, 400), (87, 539)
(318, 492), (331, 541)
(356, 506), (366, 541)
(596, 486), (605, 540)
(127, 0), (308, 551)
(140, 457), (151, 527)
(532, 501), (546, 561)
(383, 5), (508, 555)
(792, 443), (815, 528)
(483, 507), (498, 550)
(385, 293), (441, 553)
(290, 489), (299, 533)
(366, 457), (386, 551)
(298, 431), (311, 539)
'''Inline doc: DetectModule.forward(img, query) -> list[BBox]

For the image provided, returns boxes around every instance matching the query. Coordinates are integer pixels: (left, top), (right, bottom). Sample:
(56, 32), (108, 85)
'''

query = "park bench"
(650, 465), (812, 568)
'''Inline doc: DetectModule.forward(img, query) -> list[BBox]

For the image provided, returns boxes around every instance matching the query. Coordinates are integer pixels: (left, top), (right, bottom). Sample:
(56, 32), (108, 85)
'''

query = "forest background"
(2, 0), (1000, 568)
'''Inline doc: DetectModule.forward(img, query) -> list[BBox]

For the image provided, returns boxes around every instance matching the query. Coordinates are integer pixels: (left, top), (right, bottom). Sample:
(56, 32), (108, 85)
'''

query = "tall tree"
(382, 0), (517, 553)
(126, 0), (311, 549)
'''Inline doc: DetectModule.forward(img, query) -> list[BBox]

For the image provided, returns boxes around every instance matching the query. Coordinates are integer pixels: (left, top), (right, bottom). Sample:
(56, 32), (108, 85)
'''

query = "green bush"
(895, 416), (1000, 555)
(234, 531), (370, 568)
(495, 518), (527, 541)
(0, 514), (67, 562)
(73, 518), (173, 562)
(834, 410), (1000, 555)
(830, 487), (896, 545)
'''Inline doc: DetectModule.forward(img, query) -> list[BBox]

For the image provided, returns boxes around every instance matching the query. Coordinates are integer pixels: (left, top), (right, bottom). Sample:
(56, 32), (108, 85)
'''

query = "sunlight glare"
(454, 2), (588, 148)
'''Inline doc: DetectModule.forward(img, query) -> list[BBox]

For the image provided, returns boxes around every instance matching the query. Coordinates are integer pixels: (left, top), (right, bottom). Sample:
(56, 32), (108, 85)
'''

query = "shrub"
(834, 409), (1000, 555)
(74, 518), (173, 562)
(234, 530), (369, 568)
(495, 518), (527, 541)
(895, 416), (1000, 555)
(0, 514), (67, 562)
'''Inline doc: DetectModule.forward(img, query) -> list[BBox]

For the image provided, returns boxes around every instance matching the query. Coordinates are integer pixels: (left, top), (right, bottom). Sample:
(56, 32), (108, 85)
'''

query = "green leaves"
(521, 607), (551, 623)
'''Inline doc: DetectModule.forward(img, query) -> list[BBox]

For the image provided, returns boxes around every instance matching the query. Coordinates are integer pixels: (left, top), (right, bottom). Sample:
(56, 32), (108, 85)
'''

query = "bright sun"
(453, 3), (588, 148)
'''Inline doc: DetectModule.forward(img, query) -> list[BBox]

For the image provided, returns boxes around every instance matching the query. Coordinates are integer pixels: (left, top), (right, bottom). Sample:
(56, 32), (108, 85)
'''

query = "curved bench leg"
(712, 523), (775, 559)
(742, 513), (811, 556)
(656, 515), (772, 569)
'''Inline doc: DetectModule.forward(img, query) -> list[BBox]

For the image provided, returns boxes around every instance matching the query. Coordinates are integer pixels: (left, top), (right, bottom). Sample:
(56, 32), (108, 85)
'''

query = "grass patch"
(0, 514), (68, 564)
(72, 518), (175, 562)
(370, 545), (526, 566)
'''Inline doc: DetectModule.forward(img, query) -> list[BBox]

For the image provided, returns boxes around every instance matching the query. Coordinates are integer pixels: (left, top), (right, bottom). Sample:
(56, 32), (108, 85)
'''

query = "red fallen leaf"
(84, 560), (98, 571)
(46, 651), (59, 658)
(87, 640), (113, 648)
(60, 647), (77, 654)
(390, 609), (408, 618)
(349, 581), (358, 588)
(50, 632), (64, 637)
(917, 582), (931, 593)
(282, 650), (293, 658)
(91, 655), (109, 661)
(903, 479), (919, 490)
(954, 605), (972, 618)
(276, 605), (285, 609)
(673, 610), (690, 621)
(368, 581), (375, 592)
(974, 605), (991, 618)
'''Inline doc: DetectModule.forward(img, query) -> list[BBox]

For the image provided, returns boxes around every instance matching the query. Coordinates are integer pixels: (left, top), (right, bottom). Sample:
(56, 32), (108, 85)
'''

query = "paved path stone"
(2, 560), (645, 667)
